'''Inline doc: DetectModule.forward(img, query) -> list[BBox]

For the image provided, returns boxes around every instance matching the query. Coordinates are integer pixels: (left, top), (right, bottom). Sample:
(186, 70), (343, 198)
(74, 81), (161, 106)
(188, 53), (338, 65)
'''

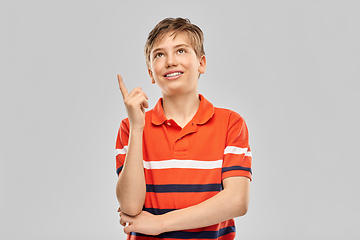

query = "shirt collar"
(151, 94), (214, 126)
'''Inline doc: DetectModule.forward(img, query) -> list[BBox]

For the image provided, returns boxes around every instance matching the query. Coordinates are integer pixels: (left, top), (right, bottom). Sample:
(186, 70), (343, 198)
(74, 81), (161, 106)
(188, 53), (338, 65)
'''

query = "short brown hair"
(144, 17), (205, 69)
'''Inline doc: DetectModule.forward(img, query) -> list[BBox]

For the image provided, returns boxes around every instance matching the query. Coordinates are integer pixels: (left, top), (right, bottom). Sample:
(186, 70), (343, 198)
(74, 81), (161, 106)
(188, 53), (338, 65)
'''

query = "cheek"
(151, 64), (161, 78)
(153, 60), (164, 72)
(187, 62), (200, 74)
(184, 56), (200, 71)
(155, 67), (163, 78)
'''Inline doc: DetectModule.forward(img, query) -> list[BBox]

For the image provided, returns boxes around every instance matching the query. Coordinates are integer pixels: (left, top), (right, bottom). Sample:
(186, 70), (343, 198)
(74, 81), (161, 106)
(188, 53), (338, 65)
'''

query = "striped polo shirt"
(115, 94), (252, 240)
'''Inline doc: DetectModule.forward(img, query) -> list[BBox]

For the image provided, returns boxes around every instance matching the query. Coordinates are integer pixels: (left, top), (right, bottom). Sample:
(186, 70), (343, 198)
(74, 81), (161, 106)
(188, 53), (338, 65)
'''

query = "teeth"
(166, 72), (182, 77)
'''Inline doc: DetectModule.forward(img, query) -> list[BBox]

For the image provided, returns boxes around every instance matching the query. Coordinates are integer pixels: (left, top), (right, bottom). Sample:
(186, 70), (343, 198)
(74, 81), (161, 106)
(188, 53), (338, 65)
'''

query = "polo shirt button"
(167, 122), (171, 126)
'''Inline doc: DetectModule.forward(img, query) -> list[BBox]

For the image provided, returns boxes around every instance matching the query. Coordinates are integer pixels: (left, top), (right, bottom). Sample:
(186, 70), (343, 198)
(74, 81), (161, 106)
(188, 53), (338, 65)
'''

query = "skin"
(116, 74), (147, 216)
(116, 31), (250, 235)
(148, 31), (207, 127)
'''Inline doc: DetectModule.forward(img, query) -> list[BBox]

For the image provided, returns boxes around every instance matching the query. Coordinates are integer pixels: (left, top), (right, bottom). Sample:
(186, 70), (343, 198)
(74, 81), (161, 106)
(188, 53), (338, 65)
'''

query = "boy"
(115, 17), (252, 239)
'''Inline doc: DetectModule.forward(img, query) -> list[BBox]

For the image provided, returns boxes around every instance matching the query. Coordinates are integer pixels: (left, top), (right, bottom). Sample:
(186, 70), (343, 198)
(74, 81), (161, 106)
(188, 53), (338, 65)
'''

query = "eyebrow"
(152, 44), (190, 54)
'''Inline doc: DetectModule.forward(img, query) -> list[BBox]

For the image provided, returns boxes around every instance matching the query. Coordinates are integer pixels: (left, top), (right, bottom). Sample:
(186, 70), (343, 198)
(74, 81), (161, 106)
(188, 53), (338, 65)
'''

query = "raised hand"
(117, 74), (149, 130)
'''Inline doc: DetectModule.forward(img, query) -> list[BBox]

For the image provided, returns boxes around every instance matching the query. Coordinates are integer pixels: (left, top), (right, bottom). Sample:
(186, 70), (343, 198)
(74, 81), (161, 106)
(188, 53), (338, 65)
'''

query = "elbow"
(231, 196), (249, 217)
(234, 204), (248, 217)
(116, 182), (145, 217)
(119, 204), (143, 217)
(237, 204), (249, 217)
(116, 193), (144, 217)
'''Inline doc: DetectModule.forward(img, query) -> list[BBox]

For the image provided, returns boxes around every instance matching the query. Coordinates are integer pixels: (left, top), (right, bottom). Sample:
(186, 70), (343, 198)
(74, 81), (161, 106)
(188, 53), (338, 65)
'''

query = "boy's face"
(148, 31), (206, 97)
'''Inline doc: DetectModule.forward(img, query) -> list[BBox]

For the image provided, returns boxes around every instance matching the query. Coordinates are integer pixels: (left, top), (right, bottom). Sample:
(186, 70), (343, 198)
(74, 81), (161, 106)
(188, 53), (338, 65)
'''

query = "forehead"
(151, 31), (192, 52)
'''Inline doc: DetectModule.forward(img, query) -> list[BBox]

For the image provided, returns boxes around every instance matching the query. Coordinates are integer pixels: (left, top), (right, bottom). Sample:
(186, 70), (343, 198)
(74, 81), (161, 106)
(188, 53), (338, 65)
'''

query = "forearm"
(116, 128), (146, 216)
(159, 177), (250, 232)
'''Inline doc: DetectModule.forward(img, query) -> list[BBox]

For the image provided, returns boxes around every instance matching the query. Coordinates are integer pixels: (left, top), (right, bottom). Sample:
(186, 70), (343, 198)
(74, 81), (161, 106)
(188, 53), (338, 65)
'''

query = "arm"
(120, 176), (250, 235)
(116, 128), (146, 216)
(116, 74), (148, 216)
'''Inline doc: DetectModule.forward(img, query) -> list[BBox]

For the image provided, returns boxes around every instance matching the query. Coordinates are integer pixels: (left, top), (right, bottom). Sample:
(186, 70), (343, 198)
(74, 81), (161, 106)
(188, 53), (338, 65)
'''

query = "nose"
(166, 54), (178, 68)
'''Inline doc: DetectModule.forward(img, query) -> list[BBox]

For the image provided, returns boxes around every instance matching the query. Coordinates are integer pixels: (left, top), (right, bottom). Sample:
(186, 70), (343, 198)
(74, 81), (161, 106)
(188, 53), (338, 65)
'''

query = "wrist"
(130, 126), (144, 133)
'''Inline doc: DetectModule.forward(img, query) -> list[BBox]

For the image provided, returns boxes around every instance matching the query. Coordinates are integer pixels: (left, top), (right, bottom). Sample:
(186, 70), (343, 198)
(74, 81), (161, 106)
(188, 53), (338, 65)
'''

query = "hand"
(119, 210), (163, 235)
(117, 74), (149, 130)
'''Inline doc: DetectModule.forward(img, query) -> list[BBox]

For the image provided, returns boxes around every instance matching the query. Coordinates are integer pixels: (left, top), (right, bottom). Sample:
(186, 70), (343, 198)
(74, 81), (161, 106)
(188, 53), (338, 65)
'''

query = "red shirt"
(116, 94), (252, 240)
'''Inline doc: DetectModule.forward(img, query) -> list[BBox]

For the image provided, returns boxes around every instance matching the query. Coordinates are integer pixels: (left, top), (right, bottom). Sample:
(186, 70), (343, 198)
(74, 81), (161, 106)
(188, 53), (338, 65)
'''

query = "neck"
(162, 91), (200, 128)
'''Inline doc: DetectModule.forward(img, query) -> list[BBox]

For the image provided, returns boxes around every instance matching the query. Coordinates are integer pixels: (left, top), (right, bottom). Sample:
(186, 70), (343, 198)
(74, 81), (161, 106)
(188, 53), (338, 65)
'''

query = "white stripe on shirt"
(115, 146), (128, 156)
(143, 159), (223, 170)
(224, 146), (251, 157)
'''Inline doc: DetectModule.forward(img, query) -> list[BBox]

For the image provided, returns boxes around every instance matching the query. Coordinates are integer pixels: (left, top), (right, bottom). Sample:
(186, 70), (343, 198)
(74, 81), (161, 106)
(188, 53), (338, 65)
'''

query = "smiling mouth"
(164, 72), (183, 77)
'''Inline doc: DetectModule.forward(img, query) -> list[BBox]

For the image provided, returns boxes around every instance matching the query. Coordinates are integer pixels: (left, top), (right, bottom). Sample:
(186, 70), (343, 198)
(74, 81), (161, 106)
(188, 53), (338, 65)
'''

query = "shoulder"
(211, 107), (248, 134)
(200, 95), (245, 126)
(213, 107), (245, 125)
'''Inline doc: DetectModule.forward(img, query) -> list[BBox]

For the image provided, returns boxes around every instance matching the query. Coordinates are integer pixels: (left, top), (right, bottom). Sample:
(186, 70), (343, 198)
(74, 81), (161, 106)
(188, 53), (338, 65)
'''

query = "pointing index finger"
(117, 74), (128, 99)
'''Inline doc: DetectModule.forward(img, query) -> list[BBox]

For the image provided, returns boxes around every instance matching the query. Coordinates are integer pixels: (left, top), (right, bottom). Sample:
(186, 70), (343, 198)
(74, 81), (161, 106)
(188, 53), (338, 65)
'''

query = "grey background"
(1, 0), (359, 239)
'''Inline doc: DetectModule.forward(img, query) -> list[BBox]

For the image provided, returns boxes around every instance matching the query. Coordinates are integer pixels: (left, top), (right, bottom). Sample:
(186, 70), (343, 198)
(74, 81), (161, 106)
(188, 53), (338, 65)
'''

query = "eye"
(177, 49), (185, 54)
(154, 52), (164, 58)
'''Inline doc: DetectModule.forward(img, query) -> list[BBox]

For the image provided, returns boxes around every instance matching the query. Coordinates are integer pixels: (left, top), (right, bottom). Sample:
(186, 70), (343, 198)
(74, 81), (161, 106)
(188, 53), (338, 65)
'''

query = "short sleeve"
(222, 112), (252, 181)
(115, 119), (130, 176)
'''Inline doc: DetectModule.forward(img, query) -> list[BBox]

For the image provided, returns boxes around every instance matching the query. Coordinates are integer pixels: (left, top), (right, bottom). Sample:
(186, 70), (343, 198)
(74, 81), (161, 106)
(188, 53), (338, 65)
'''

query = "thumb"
(124, 224), (134, 234)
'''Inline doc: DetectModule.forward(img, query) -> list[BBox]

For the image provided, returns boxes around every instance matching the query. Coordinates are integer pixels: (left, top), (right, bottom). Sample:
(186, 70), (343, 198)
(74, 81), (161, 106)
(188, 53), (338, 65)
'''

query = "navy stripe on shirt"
(130, 226), (235, 239)
(118, 166), (251, 176)
(146, 184), (222, 193)
(222, 165), (252, 174)
(116, 166), (123, 176)
(143, 207), (175, 215)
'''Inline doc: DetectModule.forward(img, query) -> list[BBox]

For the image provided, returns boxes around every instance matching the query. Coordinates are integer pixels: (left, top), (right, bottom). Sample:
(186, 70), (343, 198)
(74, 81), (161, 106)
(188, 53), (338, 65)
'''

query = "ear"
(198, 55), (207, 74)
(148, 68), (156, 84)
